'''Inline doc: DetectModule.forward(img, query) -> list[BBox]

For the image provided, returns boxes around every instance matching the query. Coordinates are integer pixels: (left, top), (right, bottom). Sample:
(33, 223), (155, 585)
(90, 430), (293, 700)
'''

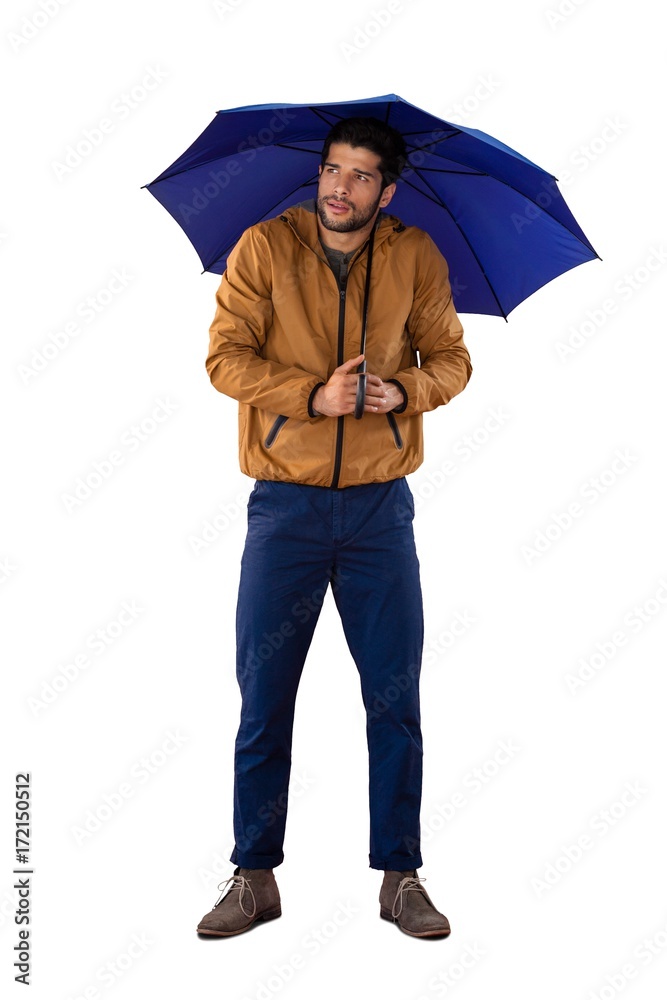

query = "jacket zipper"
(331, 264), (348, 490)
(279, 214), (370, 490)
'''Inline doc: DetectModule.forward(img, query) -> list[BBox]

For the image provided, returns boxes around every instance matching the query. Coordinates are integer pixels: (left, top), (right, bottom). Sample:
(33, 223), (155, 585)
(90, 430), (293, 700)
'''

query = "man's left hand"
(364, 377), (403, 413)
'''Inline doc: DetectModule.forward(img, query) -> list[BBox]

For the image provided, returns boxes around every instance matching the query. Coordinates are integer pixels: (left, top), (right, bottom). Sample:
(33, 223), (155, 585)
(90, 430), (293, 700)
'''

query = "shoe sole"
(197, 906), (282, 937)
(380, 908), (451, 938)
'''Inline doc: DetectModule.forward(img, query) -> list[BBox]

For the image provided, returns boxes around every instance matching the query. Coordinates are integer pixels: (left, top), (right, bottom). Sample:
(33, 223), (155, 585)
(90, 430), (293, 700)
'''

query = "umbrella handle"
(353, 221), (377, 420)
(354, 370), (367, 420)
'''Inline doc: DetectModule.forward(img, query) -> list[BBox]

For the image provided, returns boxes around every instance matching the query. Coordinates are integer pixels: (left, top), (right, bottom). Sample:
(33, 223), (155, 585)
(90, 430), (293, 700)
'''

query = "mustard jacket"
(206, 201), (472, 489)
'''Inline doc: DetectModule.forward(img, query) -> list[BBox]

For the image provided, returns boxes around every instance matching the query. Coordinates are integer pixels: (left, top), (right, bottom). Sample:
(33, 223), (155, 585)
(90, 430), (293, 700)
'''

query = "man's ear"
(317, 164), (322, 176)
(379, 182), (396, 209)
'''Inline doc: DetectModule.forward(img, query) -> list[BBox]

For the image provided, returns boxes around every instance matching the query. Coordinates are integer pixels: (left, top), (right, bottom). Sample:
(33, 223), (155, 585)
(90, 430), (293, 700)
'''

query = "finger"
(365, 374), (383, 386)
(335, 353), (364, 375)
(364, 393), (390, 411)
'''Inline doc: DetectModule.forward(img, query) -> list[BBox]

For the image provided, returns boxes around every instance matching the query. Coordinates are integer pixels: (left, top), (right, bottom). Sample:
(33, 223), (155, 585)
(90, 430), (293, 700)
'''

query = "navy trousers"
(230, 477), (424, 871)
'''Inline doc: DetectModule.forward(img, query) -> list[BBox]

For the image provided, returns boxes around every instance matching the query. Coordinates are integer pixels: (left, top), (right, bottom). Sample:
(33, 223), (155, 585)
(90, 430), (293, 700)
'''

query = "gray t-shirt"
(319, 241), (354, 289)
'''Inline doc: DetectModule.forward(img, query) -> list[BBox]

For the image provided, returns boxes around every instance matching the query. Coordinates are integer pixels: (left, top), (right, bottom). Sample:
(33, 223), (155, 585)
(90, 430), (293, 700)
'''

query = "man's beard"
(316, 192), (383, 233)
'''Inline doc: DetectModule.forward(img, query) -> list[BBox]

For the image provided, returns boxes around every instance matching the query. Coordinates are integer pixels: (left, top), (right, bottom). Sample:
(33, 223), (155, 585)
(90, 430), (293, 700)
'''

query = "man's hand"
(312, 355), (404, 417)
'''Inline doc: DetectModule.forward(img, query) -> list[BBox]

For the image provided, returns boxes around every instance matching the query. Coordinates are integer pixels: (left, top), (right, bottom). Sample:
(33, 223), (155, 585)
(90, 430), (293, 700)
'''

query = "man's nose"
(332, 174), (351, 195)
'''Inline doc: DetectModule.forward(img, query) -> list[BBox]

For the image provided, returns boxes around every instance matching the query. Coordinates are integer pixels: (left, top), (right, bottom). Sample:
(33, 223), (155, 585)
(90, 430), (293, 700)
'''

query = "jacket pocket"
(265, 414), (289, 449)
(386, 412), (403, 449)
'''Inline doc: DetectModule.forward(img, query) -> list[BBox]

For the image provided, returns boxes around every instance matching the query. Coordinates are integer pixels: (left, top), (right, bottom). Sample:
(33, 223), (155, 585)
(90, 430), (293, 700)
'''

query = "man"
(197, 117), (472, 939)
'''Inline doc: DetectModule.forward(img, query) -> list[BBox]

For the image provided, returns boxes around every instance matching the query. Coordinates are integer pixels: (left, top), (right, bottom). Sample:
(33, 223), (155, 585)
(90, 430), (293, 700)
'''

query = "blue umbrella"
(143, 93), (598, 318)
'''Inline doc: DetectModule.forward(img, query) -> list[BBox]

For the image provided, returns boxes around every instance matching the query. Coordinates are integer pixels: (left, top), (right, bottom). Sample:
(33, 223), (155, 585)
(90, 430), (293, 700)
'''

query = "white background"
(2, 0), (666, 998)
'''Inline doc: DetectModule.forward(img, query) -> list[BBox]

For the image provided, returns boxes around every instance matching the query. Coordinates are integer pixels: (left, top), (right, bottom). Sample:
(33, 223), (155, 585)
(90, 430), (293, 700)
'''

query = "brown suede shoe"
(380, 869), (451, 938)
(197, 867), (281, 936)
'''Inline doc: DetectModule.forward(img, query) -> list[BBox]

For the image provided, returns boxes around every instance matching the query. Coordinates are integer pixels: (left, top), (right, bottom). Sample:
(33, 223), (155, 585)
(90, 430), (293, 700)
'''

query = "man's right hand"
(312, 354), (387, 417)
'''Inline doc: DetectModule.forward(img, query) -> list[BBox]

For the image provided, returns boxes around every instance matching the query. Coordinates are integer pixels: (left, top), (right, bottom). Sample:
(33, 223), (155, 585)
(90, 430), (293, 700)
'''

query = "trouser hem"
(370, 853), (423, 871)
(230, 848), (284, 869)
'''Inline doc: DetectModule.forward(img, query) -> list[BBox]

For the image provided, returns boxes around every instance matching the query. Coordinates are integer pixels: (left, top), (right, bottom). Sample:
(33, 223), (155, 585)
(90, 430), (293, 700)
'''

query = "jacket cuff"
(387, 378), (408, 414)
(308, 382), (326, 418)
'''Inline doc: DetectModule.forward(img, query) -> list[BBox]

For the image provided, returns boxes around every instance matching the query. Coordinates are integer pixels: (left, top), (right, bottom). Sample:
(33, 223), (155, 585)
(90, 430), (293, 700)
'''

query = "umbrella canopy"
(143, 93), (598, 317)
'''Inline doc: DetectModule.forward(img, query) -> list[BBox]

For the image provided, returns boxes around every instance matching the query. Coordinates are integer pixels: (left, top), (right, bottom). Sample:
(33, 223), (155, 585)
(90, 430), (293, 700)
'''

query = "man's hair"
(320, 117), (408, 189)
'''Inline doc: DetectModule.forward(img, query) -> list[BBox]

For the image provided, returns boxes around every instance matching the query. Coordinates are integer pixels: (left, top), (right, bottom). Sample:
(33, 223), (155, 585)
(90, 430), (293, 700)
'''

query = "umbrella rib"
(151, 141), (321, 184)
(403, 132), (463, 156)
(309, 98), (398, 128)
(418, 132), (554, 176)
(409, 134), (555, 179)
(403, 129), (462, 144)
(146, 154), (228, 184)
(399, 176), (458, 211)
(308, 107), (348, 127)
(408, 143), (597, 256)
(146, 136), (468, 186)
(409, 167), (487, 176)
(147, 108), (344, 183)
(403, 168), (509, 320)
(273, 143), (322, 154)
(205, 174), (320, 270)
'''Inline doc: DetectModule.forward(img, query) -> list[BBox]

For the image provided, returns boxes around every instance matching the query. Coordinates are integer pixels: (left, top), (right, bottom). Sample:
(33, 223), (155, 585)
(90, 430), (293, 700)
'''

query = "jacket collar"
(279, 200), (405, 260)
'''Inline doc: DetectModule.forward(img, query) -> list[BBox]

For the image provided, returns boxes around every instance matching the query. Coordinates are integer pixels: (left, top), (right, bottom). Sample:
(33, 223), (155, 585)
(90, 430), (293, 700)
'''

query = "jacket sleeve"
(389, 232), (472, 416)
(205, 226), (323, 420)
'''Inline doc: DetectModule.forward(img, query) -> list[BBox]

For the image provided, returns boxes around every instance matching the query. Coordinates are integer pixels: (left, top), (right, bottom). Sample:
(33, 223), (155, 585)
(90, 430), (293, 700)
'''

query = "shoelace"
(213, 874), (257, 919)
(392, 875), (428, 918)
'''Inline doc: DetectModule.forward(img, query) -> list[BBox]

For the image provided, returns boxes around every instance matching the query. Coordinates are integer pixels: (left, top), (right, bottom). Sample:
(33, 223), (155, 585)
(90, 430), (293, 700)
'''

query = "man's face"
(317, 142), (396, 234)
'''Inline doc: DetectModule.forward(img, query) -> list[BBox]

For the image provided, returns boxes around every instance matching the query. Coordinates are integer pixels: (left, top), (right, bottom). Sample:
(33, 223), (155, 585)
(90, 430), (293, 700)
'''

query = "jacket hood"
(278, 199), (406, 258)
